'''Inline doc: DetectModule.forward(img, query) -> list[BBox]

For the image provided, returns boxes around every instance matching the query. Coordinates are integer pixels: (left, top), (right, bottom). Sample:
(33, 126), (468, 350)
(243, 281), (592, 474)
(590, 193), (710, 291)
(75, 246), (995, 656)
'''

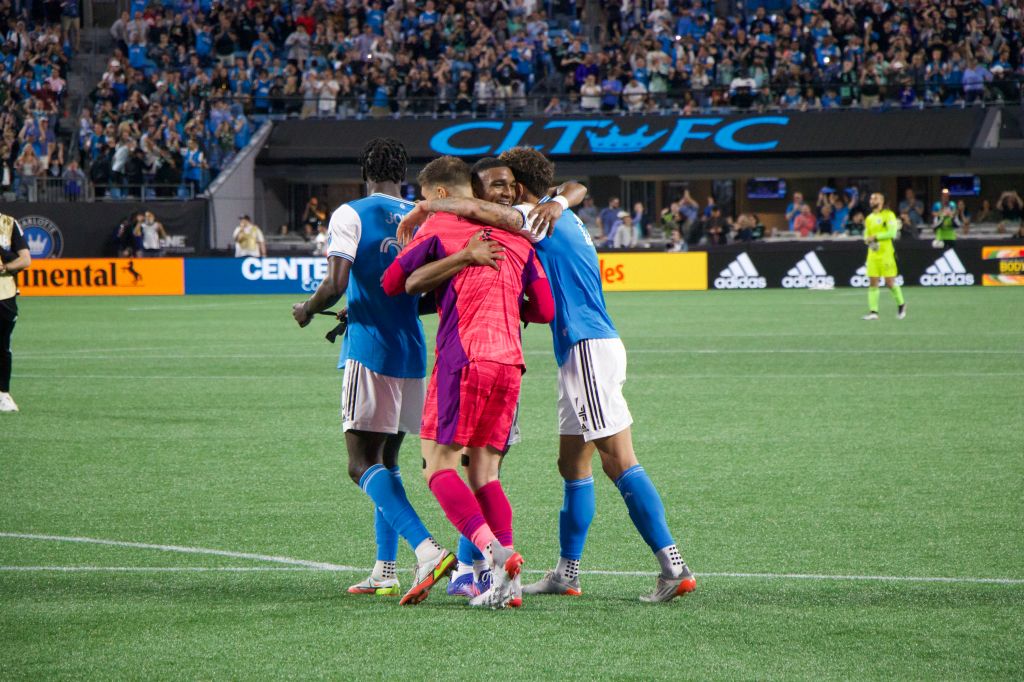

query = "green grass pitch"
(2, 288), (1022, 680)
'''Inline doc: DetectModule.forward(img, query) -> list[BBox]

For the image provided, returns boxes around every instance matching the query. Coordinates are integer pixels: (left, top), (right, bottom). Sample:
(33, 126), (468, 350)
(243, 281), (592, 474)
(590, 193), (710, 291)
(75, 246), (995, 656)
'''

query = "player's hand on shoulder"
(292, 301), (312, 327)
(397, 203), (429, 246)
(527, 201), (562, 238)
(462, 230), (505, 270)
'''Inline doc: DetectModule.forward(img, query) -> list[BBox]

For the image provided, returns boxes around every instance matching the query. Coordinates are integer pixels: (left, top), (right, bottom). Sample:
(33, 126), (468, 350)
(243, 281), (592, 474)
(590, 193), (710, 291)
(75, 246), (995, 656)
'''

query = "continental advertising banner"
(17, 258), (184, 296)
(597, 252), (707, 292)
(707, 240), (1022, 289)
(981, 246), (1024, 286)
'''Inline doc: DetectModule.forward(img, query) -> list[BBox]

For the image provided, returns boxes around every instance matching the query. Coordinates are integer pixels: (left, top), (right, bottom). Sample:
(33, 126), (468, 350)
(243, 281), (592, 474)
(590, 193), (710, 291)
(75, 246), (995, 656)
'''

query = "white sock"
(413, 537), (443, 564)
(372, 560), (396, 581)
(472, 559), (489, 581)
(555, 557), (581, 582)
(655, 545), (686, 579)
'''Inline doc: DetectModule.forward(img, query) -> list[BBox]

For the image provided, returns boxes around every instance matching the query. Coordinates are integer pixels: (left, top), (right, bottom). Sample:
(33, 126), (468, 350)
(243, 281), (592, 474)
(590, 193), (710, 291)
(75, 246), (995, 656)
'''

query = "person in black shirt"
(0, 214), (32, 412)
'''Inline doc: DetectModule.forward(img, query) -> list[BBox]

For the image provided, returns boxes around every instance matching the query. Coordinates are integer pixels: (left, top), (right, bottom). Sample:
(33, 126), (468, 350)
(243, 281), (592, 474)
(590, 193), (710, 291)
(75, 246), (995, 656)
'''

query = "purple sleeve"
(381, 233), (444, 296)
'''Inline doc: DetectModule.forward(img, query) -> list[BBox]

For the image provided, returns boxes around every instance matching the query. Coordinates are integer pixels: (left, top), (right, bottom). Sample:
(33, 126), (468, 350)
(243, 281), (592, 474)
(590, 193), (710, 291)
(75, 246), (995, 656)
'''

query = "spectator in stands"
(302, 196), (326, 241)
(794, 205), (817, 237)
(785, 191), (805, 232)
(233, 215), (266, 258)
(817, 204), (835, 236)
(932, 202), (961, 247)
(847, 209), (865, 236)
(577, 196), (599, 239)
(733, 213), (757, 243)
(975, 199), (997, 224)
(898, 189), (925, 233)
(313, 222), (329, 256)
(631, 201), (645, 242)
(580, 74), (601, 113)
(956, 200), (972, 235)
(607, 210), (634, 248)
(622, 76), (647, 113)
(996, 190), (1024, 234)
(703, 207), (731, 246)
(598, 197), (621, 242)
(61, 160), (86, 200)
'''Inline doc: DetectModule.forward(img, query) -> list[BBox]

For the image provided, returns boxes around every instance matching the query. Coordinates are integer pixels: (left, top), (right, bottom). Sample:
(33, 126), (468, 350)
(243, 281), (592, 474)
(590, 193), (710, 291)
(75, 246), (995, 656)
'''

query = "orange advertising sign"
(597, 252), (708, 291)
(17, 258), (185, 296)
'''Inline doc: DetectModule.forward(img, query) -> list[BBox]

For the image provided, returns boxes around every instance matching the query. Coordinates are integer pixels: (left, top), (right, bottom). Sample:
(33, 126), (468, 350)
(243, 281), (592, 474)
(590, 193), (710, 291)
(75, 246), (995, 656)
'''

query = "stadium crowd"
(4, 0), (1024, 198)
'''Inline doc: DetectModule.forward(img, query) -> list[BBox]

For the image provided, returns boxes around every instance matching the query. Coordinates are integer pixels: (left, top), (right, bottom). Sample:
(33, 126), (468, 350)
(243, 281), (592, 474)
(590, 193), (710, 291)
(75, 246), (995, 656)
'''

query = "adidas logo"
(713, 252), (766, 289)
(782, 251), (834, 289)
(919, 249), (974, 286)
(850, 265), (904, 288)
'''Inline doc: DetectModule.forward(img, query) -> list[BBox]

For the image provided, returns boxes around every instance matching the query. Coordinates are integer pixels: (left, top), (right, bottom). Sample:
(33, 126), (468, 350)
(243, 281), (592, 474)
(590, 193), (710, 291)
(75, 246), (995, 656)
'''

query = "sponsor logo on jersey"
(781, 251), (834, 289)
(713, 252), (767, 289)
(850, 265), (904, 287)
(919, 249), (974, 286)
(18, 215), (64, 258)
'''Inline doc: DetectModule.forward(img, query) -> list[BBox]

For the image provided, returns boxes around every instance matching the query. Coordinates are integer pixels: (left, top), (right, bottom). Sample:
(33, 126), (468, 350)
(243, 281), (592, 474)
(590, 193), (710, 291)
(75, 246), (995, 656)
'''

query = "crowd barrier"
(13, 243), (1021, 297)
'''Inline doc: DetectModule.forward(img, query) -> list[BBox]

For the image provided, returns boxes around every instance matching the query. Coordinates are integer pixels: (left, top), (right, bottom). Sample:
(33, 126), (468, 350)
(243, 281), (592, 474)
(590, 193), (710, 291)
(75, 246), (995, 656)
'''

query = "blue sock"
(615, 465), (674, 553)
(559, 476), (595, 561)
(372, 467), (402, 562)
(358, 464), (430, 551)
(457, 535), (483, 565)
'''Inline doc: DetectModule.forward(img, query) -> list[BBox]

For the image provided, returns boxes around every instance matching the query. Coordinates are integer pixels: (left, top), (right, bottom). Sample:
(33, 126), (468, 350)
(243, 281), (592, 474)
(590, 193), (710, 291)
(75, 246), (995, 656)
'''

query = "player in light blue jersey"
(501, 147), (695, 603)
(407, 149), (696, 602)
(292, 138), (455, 605)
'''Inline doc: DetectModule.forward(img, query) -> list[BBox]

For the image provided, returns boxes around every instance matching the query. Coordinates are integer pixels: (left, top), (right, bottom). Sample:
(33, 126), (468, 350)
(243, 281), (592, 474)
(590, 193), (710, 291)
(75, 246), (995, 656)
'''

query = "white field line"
(2, 532), (1022, 586)
(14, 349), (1024, 361)
(0, 532), (355, 571)
(12, 372), (1024, 382)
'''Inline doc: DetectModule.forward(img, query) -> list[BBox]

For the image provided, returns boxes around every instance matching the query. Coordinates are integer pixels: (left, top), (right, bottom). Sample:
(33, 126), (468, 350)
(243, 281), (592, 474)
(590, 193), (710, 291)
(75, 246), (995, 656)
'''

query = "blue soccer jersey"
(326, 193), (427, 378)
(533, 206), (618, 367)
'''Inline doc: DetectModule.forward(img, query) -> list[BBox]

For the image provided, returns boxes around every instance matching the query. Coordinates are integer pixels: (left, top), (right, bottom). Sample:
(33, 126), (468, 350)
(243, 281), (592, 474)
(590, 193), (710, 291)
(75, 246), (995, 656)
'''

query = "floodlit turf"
(2, 288), (1023, 680)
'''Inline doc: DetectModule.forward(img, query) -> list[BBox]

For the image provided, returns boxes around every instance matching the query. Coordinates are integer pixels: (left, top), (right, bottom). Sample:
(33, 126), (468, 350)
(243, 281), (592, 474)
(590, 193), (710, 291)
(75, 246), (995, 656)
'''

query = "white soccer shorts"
(557, 338), (633, 442)
(340, 359), (425, 435)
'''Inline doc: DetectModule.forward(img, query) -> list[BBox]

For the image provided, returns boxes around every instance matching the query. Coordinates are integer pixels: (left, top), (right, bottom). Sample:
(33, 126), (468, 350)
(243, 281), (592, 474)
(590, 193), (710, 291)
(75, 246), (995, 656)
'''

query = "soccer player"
(291, 138), (455, 605)
(0, 212), (31, 413)
(404, 149), (697, 602)
(381, 156), (555, 608)
(862, 192), (907, 321)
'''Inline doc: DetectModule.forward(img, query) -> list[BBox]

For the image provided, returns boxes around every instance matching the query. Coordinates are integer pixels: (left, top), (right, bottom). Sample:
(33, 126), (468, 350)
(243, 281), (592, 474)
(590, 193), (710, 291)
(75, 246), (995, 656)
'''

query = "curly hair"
(359, 137), (408, 184)
(497, 147), (554, 200)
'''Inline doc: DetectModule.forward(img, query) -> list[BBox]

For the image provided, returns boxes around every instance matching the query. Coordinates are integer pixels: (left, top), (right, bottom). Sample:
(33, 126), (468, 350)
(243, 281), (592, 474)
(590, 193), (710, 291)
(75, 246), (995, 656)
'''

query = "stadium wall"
(15, 243), (1022, 297)
(6, 201), (209, 259)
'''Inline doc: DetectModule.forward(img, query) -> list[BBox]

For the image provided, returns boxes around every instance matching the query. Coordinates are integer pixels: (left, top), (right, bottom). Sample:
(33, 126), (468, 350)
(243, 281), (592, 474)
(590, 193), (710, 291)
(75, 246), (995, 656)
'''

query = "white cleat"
(640, 566), (697, 603)
(0, 392), (18, 412)
(897, 303), (907, 320)
(861, 312), (880, 321)
(469, 544), (523, 609)
(522, 571), (582, 596)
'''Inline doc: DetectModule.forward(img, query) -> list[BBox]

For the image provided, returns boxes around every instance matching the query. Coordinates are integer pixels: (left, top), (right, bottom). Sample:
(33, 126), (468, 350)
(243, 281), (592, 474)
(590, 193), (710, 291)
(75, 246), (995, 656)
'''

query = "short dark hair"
(470, 157), (510, 194)
(359, 137), (408, 184)
(416, 155), (472, 190)
(497, 147), (554, 199)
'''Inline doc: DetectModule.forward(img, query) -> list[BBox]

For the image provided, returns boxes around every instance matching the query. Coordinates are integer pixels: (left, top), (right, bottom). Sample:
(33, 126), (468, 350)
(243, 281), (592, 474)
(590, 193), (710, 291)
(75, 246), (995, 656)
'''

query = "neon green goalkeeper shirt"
(864, 209), (900, 257)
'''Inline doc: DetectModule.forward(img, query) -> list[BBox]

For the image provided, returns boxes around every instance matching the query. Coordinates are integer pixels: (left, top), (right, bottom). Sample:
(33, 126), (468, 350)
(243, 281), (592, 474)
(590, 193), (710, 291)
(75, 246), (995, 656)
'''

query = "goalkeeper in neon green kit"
(862, 192), (907, 321)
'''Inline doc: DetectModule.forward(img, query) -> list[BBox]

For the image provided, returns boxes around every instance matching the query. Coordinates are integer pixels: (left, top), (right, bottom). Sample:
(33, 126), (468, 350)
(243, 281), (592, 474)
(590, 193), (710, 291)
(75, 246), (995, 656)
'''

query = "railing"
(186, 79), (1022, 121)
(7, 176), (194, 202)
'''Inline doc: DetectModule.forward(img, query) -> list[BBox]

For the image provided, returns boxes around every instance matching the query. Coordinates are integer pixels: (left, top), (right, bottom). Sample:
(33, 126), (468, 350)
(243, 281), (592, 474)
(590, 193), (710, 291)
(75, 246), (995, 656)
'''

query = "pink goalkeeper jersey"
(382, 212), (551, 376)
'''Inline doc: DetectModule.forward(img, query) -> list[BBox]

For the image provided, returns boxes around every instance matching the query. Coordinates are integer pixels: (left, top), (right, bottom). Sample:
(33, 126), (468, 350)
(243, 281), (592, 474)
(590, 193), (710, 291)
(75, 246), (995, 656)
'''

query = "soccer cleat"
(897, 303), (907, 320)
(446, 571), (477, 598)
(399, 549), (456, 606)
(347, 575), (400, 596)
(862, 311), (879, 321)
(474, 567), (492, 596)
(0, 393), (17, 413)
(522, 571), (582, 596)
(468, 545), (523, 609)
(508, 574), (523, 608)
(639, 566), (697, 603)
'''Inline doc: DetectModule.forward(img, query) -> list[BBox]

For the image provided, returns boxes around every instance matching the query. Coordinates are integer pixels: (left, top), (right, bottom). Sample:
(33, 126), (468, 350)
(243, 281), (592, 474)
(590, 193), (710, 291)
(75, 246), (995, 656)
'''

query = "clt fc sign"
(429, 117), (790, 156)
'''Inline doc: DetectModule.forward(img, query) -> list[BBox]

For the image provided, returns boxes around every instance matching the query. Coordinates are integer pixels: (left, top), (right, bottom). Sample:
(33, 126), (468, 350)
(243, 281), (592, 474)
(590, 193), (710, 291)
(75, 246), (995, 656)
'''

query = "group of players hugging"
(291, 138), (696, 608)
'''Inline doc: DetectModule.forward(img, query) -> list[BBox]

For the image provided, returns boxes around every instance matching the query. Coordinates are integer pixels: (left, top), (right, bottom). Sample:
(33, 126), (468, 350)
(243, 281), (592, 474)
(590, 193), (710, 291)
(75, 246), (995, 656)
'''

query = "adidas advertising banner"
(3, 200), (209, 258)
(261, 109), (983, 164)
(707, 240), (1019, 289)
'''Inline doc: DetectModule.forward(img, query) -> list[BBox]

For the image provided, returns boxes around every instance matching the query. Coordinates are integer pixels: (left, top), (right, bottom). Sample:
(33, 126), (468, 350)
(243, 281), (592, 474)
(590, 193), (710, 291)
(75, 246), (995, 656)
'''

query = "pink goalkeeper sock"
(428, 469), (496, 552)
(475, 480), (514, 547)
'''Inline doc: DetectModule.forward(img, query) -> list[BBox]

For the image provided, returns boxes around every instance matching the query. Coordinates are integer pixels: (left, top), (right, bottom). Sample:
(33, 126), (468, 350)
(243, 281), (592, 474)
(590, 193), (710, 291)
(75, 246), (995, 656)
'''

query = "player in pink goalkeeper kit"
(382, 156), (553, 608)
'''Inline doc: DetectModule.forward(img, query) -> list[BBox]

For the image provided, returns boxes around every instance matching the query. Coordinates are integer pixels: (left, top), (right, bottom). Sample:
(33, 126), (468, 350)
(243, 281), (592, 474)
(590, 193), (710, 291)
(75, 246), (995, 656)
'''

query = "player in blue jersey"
(291, 138), (455, 605)
(399, 149), (696, 602)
